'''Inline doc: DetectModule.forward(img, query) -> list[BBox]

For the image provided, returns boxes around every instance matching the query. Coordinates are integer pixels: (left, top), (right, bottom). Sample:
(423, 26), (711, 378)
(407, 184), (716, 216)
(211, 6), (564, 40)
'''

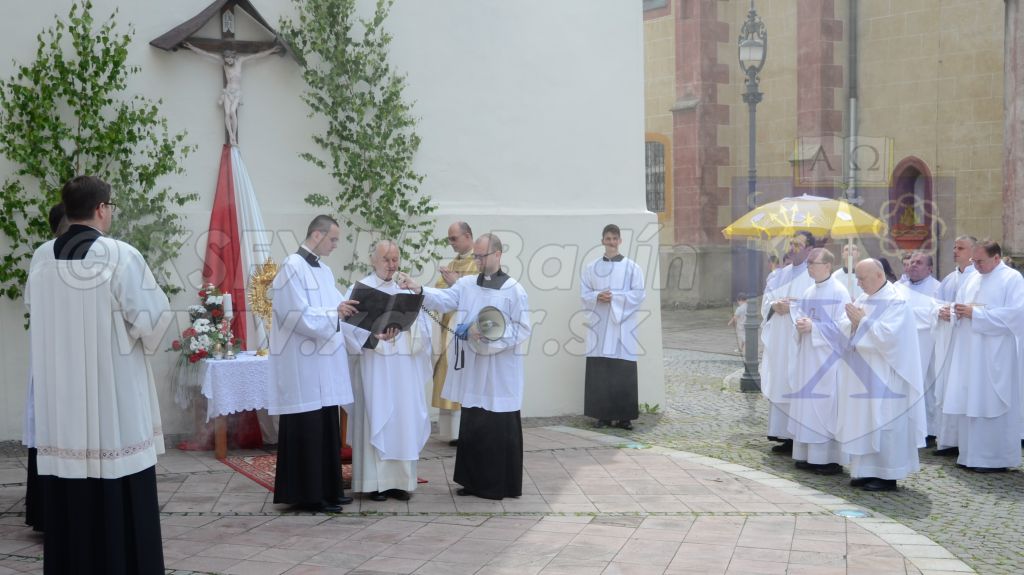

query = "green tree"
(0, 0), (196, 300)
(280, 0), (442, 283)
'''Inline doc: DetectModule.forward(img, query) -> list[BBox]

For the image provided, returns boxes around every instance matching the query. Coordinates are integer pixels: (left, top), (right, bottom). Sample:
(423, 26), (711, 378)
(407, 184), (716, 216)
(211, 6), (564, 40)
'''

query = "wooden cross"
(150, 0), (286, 146)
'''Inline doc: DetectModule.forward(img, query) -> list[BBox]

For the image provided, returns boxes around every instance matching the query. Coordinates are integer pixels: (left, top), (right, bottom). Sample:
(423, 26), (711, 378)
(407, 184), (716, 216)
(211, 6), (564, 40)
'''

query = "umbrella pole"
(847, 237), (854, 294)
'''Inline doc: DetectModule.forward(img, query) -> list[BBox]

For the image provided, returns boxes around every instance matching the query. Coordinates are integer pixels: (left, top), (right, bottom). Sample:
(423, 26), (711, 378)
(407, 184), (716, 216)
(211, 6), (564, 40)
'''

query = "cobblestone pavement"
(536, 307), (1024, 575)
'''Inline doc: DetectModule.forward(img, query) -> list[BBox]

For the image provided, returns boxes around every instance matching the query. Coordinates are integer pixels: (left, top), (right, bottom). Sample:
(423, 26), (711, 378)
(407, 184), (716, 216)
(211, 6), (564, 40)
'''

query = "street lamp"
(738, 0), (766, 393)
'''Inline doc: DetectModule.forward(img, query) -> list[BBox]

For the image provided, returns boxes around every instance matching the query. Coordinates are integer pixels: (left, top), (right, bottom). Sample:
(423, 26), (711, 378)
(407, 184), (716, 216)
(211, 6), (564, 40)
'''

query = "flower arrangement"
(170, 284), (238, 363)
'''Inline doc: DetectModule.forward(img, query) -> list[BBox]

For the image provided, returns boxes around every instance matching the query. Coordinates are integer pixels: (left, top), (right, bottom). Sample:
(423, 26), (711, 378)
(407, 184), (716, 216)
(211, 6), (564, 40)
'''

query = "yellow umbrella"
(722, 193), (884, 241)
(722, 194), (886, 294)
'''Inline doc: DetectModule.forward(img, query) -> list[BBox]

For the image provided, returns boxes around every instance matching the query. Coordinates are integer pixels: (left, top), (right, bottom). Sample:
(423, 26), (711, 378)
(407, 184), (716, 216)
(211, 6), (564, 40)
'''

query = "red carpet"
(222, 453), (352, 492)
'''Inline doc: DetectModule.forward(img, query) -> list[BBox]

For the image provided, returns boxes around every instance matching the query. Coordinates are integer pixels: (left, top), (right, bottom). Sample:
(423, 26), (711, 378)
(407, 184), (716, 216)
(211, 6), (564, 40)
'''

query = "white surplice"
(837, 282), (926, 480)
(346, 275), (432, 493)
(941, 262), (1024, 468)
(267, 250), (367, 415)
(832, 267), (864, 300)
(760, 262), (815, 438)
(580, 256), (646, 361)
(421, 274), (531, 412)
(27, 237), (171, 479)
(930, 265), (976, 447)
(894, 277), (942, 436)
(789, 276), (850, 464)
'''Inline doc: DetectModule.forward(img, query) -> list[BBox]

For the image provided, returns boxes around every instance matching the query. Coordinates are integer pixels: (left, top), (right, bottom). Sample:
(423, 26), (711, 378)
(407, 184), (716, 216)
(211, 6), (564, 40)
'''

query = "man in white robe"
(838, 259), (926, 492)
(27, 176), (171, 573)
(831, 242), (864, 300)
(347, 240), (432, 501)
(268, 215), (373, 512)
(896, 251), (942, 444)
(931, 236), (977, 455)
(581, 224), (647, 430)
(760, 231), (816, 453)
(942, 240), (1024, 472)
(790, 248), (850, 474)
(397, 233), (531, 500)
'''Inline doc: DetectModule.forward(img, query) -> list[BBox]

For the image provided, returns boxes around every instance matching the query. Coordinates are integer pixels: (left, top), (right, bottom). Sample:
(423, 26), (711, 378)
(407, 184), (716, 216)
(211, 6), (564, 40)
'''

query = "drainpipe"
(846, 0), (859, 205)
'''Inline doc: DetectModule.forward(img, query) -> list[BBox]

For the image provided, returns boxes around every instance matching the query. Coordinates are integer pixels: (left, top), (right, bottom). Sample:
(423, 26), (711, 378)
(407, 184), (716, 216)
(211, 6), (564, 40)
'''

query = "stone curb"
(545, 424), (977, 575)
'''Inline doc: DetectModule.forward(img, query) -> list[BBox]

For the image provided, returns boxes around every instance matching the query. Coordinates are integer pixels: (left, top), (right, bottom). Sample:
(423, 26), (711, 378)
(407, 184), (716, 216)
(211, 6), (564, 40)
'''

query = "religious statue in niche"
(183, 42), (281, 147)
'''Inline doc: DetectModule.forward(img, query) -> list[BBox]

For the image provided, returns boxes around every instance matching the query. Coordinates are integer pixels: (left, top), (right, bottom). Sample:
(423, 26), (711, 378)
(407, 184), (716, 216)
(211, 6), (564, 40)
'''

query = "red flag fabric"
(203, 145), (249, 346)
(191, 144), (261, 450)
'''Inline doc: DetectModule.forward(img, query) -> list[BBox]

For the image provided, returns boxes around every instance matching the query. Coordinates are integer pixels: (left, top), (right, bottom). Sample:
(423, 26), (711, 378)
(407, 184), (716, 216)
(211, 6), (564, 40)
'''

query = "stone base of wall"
(658, 244), (733, 309)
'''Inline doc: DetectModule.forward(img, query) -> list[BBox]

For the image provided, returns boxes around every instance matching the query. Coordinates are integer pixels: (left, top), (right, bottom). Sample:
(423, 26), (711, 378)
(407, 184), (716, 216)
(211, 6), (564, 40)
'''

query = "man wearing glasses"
(939, 240), (1024, 473)
(397, 233), (531, 500)
(431, 222), (478, 446)
(26, 175), (171, 573)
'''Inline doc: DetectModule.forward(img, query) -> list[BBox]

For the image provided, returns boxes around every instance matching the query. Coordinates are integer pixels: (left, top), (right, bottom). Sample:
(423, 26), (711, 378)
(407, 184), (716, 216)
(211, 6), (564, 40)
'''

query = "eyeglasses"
(101, 202), (117, 213)
(472, 251), (496, 260)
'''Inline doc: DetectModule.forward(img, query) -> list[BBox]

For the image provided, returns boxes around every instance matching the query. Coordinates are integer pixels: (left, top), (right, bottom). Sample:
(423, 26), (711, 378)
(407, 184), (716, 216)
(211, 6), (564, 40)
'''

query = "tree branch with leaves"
(0, 0), (197, 300)
(279, 0), (442, 284)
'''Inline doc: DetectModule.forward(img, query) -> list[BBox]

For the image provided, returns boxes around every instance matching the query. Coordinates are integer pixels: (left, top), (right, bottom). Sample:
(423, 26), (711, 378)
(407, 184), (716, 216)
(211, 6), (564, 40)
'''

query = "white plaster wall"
(0, 0), (662, 440)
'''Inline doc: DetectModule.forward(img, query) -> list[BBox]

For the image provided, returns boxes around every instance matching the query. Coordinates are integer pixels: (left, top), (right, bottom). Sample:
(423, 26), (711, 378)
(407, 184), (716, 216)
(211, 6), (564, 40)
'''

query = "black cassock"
(273, 406), (345, 506)
(584, 356), (639, 422)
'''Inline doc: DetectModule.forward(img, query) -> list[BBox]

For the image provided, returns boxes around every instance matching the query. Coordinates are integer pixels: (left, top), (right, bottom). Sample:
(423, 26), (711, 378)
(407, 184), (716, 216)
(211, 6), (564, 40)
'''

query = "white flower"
(198, 334), (212, 349)
(189, 339), (200, 352)
(193, 318), (212, 333)
(206, 295), (223, 305)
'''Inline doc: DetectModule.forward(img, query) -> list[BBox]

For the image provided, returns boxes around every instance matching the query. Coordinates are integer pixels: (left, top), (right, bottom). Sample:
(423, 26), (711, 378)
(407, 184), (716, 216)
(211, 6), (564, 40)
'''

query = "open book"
(344, 282), (424, 334)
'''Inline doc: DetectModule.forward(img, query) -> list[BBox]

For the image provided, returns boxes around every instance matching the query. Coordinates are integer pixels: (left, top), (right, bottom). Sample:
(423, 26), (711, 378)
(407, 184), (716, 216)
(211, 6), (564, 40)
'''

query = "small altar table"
(199, 351), (269, 459)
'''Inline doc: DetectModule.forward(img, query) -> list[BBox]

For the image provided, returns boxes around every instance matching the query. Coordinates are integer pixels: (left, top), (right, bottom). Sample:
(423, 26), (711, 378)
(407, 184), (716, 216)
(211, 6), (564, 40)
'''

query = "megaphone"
(475, 305), (507, 342)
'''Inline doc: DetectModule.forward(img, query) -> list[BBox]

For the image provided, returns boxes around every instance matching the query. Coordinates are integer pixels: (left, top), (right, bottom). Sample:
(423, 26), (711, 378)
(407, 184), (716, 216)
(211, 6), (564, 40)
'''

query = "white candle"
(223, 293), (233, 319)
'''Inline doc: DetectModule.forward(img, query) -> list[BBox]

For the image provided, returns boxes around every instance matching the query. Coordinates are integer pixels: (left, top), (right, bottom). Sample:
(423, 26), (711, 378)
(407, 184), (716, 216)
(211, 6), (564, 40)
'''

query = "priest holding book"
(346, 240), (432, 501)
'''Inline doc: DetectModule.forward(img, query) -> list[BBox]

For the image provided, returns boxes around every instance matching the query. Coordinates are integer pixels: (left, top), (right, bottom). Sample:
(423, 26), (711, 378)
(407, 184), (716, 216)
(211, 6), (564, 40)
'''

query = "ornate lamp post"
(738, 1), (767, 393)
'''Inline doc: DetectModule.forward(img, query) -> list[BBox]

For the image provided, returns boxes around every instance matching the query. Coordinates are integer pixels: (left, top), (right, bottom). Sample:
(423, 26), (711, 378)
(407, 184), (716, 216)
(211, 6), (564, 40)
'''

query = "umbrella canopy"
(722, 194), (885, 241)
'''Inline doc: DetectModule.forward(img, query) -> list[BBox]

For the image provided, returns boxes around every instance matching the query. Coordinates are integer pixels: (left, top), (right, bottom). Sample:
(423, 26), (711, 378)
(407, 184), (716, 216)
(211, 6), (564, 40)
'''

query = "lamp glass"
(739, 38), (764, 71)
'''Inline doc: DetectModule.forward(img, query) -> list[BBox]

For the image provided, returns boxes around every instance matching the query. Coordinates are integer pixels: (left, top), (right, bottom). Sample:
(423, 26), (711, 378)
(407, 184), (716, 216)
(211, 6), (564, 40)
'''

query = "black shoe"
(456, 487), (475, 497)
(320, 503), (343, 513)
(336, 495), (354, 505)
(385, 489), (411, 501)
(767, 435), (783, 442)
(932, 446), (959, 457)
(368, 491), (387, 502)
(862, 478), (897, 492)
(615, 420), (634, 430)
(771, 440), (793, 454)
(925, 435), (936, 448)
(811, 463), (843, 476)
(448, 439), (459, 447)
(970, 467), (1008, 474)
(594, 420), (611, 428)
(849, 477), (874, 487)
(794, 460), (812, 469)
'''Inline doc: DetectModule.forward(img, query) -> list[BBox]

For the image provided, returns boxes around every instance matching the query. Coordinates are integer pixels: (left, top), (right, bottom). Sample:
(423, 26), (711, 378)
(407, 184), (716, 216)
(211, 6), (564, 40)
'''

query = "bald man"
(837, 259), (926, 491)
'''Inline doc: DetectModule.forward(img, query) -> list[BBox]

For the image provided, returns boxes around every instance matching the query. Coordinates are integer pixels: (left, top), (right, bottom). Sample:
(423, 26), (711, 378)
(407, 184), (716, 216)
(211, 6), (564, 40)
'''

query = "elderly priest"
(346, 240), (432, 502)
(837, 259), (926, 492)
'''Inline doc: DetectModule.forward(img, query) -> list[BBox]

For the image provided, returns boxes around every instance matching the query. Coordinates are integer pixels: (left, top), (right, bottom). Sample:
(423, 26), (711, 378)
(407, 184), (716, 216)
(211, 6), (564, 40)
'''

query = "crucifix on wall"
(150, 0), (287, 147)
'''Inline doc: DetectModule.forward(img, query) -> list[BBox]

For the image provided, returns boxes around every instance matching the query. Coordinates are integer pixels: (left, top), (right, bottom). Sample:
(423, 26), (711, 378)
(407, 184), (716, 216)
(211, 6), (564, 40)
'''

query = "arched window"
(889, 157), (933, 250)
